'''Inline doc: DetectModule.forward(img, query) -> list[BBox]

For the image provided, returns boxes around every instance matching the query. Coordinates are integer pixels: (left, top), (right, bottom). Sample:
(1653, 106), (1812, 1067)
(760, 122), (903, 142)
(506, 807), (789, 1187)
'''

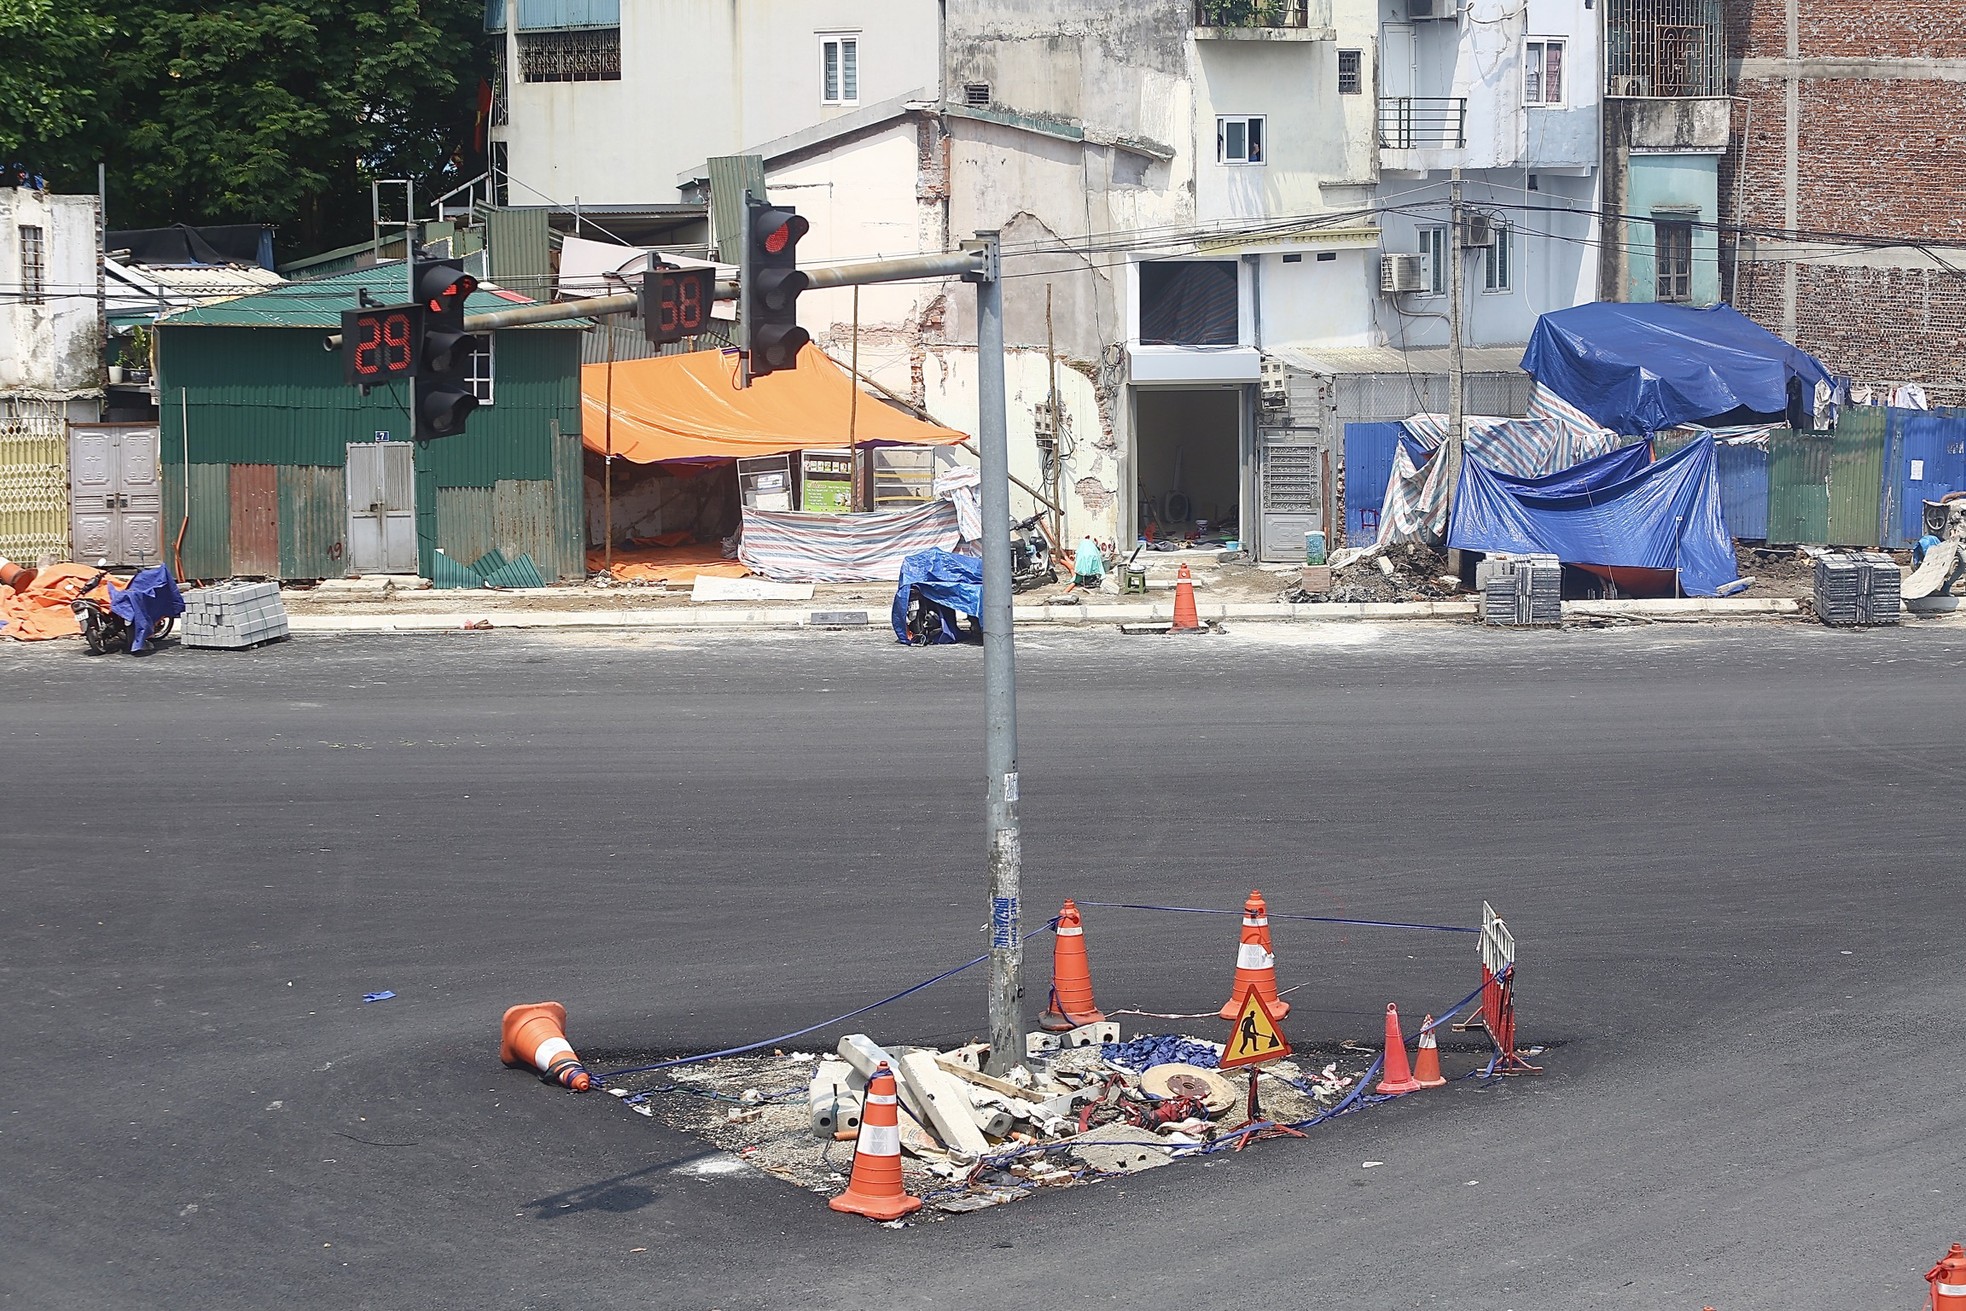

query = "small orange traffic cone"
(1219, 890), (1288, 1020)
(1411, 1014), (1447, 1088)
(1172, 562), (1201, 631)
(1929, 1243), (1966, 1310)
(0, 557), (35, 593)
(1377, 1003), (1421, 1095)
(500, 1002), (591, 1091)
(1039, 899), (1106, 1031)
(829, 1063), (922, 1220)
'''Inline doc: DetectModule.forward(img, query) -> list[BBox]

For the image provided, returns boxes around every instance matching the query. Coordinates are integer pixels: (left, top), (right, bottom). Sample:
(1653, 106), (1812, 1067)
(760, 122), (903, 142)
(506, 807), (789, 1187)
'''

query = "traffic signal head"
(416, 382), (479, 442)
(742, 199), (810, 379)
(414, 255), (477, 331)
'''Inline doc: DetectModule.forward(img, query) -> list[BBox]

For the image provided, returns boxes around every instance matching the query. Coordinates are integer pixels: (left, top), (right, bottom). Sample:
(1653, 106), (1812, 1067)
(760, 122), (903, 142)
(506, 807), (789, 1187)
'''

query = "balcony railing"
(1378, 97), (1467, 150)
(1194, 0), (1312, 29)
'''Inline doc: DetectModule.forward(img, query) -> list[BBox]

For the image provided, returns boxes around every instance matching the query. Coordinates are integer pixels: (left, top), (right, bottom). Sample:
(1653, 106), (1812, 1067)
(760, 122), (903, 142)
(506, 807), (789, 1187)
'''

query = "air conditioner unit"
(1380, 252), (1426, 294)
(1461, 213), (1496, 249)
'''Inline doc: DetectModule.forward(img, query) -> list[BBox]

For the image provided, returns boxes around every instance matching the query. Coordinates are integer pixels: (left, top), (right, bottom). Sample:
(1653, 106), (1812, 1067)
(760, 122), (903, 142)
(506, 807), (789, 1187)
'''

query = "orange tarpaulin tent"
(580, 345), (968, 464)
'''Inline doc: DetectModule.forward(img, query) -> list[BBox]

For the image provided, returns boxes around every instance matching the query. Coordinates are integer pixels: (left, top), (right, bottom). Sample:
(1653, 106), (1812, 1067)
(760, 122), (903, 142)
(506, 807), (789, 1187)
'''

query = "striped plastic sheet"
(739, 502), (960, 583)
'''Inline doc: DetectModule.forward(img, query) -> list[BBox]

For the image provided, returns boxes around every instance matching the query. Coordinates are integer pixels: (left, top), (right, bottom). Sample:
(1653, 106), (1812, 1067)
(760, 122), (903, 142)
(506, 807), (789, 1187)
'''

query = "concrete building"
(486, 0), (942, 210)
(1724, 3), (1966, 402)
(1598, 0), (1727, 307)
(1, 190), (104, 564)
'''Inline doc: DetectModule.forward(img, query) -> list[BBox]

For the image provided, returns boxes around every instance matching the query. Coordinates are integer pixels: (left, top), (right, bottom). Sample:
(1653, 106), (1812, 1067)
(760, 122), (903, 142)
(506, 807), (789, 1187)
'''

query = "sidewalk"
(281, 576), (1807, 635)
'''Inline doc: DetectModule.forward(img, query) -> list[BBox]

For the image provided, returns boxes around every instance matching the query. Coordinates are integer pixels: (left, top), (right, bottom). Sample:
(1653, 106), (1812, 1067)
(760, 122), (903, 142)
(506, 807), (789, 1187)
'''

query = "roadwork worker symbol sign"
(1218, 988), (1291, 1071)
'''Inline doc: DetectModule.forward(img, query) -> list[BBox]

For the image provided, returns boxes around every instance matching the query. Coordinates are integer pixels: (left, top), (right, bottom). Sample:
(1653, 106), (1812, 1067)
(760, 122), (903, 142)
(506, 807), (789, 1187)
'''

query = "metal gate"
(345, 442), (417, 574)
(68, 423), (163, 566)
(1257, 437), (1325, 562)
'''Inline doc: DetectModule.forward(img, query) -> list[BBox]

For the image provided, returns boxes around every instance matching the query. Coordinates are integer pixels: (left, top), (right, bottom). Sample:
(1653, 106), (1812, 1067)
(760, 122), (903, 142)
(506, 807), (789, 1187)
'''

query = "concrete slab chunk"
(1068, 1123), (1178, 1174)
(895, 1051), (991, 1158)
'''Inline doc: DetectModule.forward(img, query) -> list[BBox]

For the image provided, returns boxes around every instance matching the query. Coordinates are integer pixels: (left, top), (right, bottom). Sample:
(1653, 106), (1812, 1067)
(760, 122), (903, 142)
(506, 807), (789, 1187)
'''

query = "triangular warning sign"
(1218, 988), (1291, 1070)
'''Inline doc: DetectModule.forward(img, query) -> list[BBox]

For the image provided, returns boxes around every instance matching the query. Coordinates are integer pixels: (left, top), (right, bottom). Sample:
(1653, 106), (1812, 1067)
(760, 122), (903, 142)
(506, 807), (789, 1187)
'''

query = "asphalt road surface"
(5, 621), (1963, 1309)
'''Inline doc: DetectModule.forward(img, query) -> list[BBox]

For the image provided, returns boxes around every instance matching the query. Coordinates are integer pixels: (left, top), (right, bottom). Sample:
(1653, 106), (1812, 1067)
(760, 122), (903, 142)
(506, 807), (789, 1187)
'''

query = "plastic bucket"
(1304, 530), (1326, 565)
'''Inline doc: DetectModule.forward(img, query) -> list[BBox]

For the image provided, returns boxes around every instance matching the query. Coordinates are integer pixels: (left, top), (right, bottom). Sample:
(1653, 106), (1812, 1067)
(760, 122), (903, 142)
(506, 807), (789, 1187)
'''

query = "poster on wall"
(800, 448), (855, 513)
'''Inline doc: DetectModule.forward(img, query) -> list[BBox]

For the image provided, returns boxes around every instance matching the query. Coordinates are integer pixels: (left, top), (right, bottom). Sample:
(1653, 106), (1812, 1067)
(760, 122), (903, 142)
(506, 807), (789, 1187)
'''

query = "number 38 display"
(339, 304), (424, 385)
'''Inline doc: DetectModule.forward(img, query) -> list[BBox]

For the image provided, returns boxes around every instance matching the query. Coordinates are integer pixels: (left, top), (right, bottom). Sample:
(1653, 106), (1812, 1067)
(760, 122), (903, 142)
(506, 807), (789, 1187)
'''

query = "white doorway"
(69, 423), (163, 567)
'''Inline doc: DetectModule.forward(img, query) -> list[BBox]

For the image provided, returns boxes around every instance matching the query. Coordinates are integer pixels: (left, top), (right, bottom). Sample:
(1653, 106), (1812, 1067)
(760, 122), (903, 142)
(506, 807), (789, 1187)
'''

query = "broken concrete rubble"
(603, 1030), (1374, 1221)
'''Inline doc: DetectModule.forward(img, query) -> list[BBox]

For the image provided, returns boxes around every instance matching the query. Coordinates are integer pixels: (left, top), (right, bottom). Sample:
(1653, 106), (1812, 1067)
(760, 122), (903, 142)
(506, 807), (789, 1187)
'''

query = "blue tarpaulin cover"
(890, 549), (982, 644)
(1521, 303), (1831, 435)
(1449, 435), (1738, 597)
(108, 566), (185, 652)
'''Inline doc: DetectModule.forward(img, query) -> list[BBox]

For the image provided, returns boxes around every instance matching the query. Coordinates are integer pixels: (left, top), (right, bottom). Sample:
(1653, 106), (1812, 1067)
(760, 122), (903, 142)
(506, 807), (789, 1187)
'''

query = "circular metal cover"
(1140, 1063), (1236, 1113)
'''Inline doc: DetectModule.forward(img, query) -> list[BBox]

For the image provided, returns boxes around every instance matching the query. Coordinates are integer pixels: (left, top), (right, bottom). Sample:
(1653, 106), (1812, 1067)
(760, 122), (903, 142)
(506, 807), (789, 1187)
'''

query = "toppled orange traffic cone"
(829, 1063), (922, 1220)
(1172, 562), (1201, 631)
(0, 557), (35, 593)
(1039, 899), (1106, 1031)
(500, 1002), (591, 1091)
(1219, 890), (1288, 1020)
(1411, 1014), (1447, 1088)
(1377, 1002), (1421, 1095)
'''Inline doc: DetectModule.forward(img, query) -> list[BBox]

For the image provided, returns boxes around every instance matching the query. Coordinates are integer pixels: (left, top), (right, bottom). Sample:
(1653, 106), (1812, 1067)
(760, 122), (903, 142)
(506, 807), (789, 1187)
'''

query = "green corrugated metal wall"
(1829, 409), (1885, 547)
(277, 465), (348, 578)
(486, 208), (552, 289)
(1767, 431), (1833, 545)
(552, 421), (584, 571)
(163, 463), (232, 579)
(156, 323), (584, 580)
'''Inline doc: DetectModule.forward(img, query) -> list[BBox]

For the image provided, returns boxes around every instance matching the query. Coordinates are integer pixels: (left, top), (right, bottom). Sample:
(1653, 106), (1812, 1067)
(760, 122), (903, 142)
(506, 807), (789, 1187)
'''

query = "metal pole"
(1444, 168), (1466, 526)
(604, 322), (615, 573)
(849, 285), (860, 511)
(974, 231), (1023, 1076)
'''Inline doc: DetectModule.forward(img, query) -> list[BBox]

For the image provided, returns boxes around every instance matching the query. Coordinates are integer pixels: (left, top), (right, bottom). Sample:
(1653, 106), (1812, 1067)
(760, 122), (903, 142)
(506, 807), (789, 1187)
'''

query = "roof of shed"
(157, 261), (584, 329)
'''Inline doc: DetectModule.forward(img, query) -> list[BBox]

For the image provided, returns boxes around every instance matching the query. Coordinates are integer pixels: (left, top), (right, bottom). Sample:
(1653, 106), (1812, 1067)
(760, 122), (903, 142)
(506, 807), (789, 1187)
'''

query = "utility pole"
(971, 231), (1023, 1076)
(1444, 167), (1465, 515)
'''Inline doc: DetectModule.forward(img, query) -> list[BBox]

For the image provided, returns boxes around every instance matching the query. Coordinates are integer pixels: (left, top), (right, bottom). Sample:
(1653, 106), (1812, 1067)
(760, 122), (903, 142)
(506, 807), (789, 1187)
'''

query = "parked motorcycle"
(72, 561), (183, 655)
(1010, 513), (1058, 592)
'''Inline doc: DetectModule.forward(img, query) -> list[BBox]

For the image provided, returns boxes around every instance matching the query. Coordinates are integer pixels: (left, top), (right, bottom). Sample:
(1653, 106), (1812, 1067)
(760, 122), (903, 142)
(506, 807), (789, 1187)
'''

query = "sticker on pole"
(991, 896), (1019, 950)
(1218, 989), (1291, 1071)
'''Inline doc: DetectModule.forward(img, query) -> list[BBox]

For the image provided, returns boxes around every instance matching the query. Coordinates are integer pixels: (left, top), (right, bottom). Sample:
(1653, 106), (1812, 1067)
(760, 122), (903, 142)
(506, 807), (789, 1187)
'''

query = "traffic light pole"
(323, 239), (1027, 1070)
(969, 231), (1022, 1077)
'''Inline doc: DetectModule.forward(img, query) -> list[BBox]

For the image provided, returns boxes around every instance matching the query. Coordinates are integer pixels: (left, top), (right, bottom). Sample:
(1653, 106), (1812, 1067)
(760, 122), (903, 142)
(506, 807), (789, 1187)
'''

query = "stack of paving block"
(1481, 553), (1562, 626)
(1813, 551), (1902, 626)
(182, 580), (290, 649)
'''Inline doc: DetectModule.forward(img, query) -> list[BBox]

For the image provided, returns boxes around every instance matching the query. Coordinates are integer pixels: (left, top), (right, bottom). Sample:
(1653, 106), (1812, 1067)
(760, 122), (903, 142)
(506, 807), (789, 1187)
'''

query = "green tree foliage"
(1, 0), (489, 254)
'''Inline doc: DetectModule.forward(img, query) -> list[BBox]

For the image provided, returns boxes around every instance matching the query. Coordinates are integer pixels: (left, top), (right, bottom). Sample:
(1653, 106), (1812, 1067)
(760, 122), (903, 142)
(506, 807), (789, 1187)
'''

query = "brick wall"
(1722, 3), (1966, 400)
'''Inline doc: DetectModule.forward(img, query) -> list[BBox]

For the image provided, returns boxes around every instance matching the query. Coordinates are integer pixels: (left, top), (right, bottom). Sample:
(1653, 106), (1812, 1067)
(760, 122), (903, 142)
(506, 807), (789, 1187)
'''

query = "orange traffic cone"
(1218, 890), (1288, 1020)
(1411, 1014), (1447, 1088)
(1039, 899), (1106, 1031)
(1377, 1003), (1421, 1094)
(1172, 562), (1201, 631)
(500, 1002), (591, 1091)
(0, 557), (34, 592)
(1929, 1243), (1966, 1310)
(829, 1063), (922, 1220)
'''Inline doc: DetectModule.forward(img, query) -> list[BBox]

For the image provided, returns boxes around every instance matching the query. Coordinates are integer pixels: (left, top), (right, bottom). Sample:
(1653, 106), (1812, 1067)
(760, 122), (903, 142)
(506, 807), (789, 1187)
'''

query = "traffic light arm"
(322, 251), (987, 350)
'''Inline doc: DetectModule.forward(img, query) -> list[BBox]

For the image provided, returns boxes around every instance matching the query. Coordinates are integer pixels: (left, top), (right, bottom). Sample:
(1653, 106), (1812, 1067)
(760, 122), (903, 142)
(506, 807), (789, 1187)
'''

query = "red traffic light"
(756, 210), (808, 255)
(426, 273), (477, 314)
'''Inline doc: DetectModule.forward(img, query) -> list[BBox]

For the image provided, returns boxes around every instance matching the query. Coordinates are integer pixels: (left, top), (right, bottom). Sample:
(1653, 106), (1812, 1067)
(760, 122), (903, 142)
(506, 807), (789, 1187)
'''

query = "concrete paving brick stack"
(1813, 552), (1901, 626)
(182, 581), (291, 649)
(1481, 554), (1561, 626)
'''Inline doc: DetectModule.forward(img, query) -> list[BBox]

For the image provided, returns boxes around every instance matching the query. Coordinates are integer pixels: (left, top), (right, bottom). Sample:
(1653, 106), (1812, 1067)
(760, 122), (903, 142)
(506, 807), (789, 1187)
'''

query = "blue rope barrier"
(589, 920), (1060, 1084)
(1071, 900), (1479, 935)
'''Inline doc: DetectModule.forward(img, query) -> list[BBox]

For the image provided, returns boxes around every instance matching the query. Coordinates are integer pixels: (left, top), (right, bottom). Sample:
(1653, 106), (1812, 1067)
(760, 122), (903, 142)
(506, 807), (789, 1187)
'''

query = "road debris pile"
(598, 1028), (1370, 1219)
(1288, 543), (1460, 604)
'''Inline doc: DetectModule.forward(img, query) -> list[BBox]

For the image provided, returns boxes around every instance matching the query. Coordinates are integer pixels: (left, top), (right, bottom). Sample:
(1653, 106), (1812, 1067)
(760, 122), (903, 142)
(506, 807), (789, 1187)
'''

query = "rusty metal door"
(68, 423), (163, 566)
(229, 463), (279, 576)
(345, 442), (417, 573)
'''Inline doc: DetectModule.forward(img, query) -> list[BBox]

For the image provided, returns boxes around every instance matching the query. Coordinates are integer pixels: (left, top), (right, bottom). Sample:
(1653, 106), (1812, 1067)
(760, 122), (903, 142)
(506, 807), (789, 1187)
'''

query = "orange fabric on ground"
(585, 542), (750, 584)
(0, 564), (111, 641)
(581, 345), (968, 464)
